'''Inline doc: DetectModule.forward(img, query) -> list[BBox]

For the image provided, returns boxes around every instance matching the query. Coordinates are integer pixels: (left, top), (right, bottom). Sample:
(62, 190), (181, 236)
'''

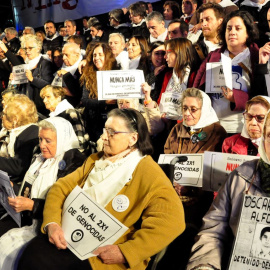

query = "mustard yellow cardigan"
(42, 152), (185, 270)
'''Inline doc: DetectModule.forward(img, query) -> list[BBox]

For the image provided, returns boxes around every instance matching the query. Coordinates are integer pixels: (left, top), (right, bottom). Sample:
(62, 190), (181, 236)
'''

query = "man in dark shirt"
(3, 28), (20, 54)
(43, 20), (63, 54)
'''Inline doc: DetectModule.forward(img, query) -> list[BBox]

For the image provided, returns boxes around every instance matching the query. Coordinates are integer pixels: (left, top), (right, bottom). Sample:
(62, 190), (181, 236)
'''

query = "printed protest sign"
(11, 64), (29, 84)
(229, 194), (270, 270)
(203, 152), (259, 192)
(159, 92), (182, 120)
(205, 62), (225, 93)
(62, 186), (128, 260)
(0, 170), (21, 227)
(97, 70), (145, 100)
(51, 74), (63, 87)
(205, 54), (232, 93)
(158, 154), (203, 187)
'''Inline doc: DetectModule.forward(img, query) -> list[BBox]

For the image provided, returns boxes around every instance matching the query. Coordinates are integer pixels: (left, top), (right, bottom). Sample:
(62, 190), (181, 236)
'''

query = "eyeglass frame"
(243, 112), (265, 123)
(182, 106), (201, 114)
(103, 127), (134, 137)
(21, 47), (37, 52)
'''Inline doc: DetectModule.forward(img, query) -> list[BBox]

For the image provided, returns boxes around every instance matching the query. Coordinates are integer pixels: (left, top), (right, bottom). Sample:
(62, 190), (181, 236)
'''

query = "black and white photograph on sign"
(250, 224), (270, 260)
(229, 195), (270, 270)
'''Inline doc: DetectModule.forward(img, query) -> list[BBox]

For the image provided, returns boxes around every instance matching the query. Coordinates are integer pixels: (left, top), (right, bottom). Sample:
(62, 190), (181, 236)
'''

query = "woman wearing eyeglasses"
(162, 88), (226, 269)
(222, 96), (270, 156)
(18, 34), (54, 116)
(164, 88), (227, 155)
(187, 109), (270, 270)
(18, 108), (185, 270)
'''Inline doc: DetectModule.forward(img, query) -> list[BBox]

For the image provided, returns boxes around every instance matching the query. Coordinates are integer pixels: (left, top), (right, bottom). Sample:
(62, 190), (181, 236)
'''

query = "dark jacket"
(111, 24), (131, 41)
(0, 50), (25, 92)
(131, 21), (150, 39)
(0, 125), (39, 190)
(21, 57), (54, 115)
(43, 35), (63, 53)
(6, 37), (21, 54)
(62, 69), (82, 107)
(80, 86), (117, 142)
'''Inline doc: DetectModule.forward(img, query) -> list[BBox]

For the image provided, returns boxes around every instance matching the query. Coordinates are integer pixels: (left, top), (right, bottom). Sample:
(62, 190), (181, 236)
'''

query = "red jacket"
(222, 133), (259, 156)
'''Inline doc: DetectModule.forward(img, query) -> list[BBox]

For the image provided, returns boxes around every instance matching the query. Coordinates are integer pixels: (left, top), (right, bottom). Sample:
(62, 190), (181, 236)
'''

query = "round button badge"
(112, 195), (130, 212)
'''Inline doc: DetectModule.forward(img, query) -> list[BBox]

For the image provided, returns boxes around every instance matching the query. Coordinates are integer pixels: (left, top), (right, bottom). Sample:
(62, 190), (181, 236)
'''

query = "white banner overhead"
(12, 0), (159, 29)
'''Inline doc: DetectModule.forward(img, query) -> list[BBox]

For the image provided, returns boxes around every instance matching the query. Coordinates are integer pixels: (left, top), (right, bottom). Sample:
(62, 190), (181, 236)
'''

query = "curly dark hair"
(218, 10), (259, 47)
(80, 43), (117, 98)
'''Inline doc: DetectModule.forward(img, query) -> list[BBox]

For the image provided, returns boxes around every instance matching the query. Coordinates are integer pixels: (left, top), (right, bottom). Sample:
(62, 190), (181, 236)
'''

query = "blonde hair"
(5, 94), (38, 126)
(40, 85), (66, 100)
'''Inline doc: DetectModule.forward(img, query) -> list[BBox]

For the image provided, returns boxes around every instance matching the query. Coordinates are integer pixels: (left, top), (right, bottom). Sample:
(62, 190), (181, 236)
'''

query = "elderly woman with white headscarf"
(164, 87), (227, 236)
(164, 88), (227, 155)
(222, 96), (270, 156)
(0, 117), (86, 270)
(162, 88), (227, 269)
(187, 109), (270, 270)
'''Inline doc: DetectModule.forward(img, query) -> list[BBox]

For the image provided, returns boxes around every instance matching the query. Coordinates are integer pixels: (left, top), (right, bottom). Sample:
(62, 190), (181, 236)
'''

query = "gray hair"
(62, 42), (80, 55)
(181, 88), (203, 107)
(64, 19), (76, 27)
(38, 119), (57, 133)
(20, 34), (42, 53)
(87, 17), (99, 28)
(5, 27), (18, 36)
(24, 26), (35, 35)
(109, 32), (125, 45)
(146, 11), (164, 23)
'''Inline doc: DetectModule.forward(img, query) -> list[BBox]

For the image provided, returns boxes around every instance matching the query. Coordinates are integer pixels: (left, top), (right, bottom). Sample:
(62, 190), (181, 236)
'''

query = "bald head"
(62, 43), (80, 66)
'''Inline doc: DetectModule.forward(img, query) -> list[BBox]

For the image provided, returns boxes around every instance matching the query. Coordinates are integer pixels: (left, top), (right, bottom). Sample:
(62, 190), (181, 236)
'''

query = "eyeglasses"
(182, 106), (201, 114)
(22, 47), (37, 52)
(103, 128), (132, 137)
(243, 112), (265, 123)
(165, 49), (174, 54)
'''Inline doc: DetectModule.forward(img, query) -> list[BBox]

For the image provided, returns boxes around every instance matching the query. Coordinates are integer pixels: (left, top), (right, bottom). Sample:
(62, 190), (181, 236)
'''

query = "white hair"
(109, 32), (125, 45)
(63, 42), (81, 55)
(20, 34), (42, 53)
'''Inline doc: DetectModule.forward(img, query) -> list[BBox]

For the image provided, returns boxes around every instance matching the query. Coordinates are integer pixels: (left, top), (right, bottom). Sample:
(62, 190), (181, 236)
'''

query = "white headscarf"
(183, 90), (219, 130)
(259, 110), (270, 164)
(19, 117), (80, 199)
(241, 96), (270, 146)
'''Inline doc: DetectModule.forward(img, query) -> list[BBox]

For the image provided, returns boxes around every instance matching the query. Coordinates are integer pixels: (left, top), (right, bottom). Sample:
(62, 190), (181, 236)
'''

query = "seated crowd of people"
(1, 0), (270, 269)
